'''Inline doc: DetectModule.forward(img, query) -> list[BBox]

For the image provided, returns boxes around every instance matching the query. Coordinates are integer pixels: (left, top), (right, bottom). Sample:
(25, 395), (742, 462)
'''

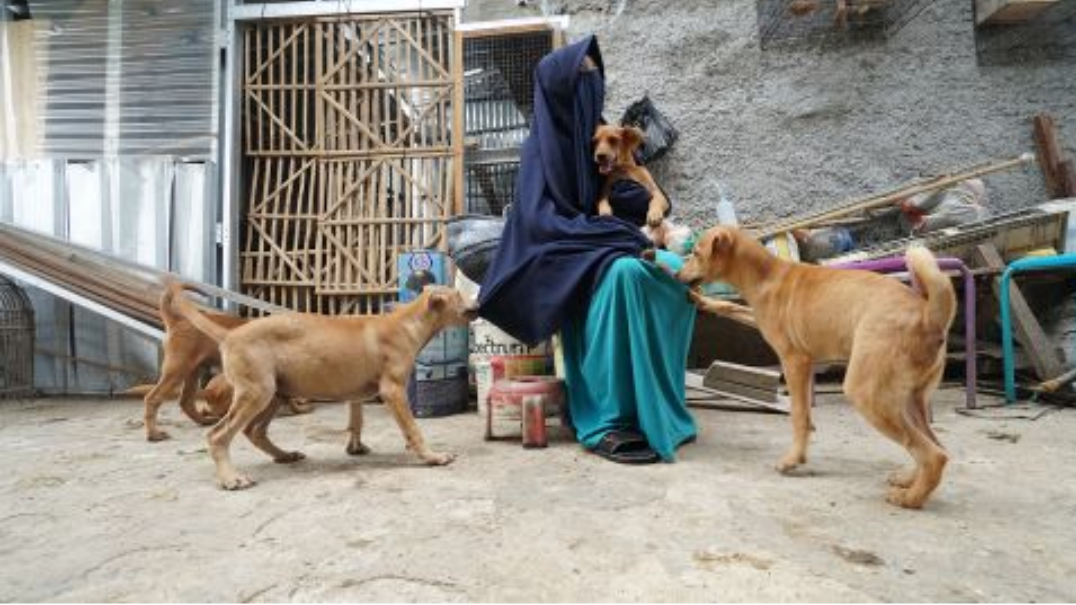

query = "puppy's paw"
(218, 474), (256, 491)
(346, 441), (372, 456)
(887, 468), (916, 488)
(885, 486), (924, 509)
(775, 453), (806, 475)
(647, 208), (664, 228)
(274, 451), (306, 464)
(422, 451), (456, 466)
(597, 200), (613, 216)
(146, 429), (171, 442)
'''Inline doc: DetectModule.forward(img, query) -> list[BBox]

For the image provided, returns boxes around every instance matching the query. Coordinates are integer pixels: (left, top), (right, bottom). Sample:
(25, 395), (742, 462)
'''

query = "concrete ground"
(0, 388), (1073, 602)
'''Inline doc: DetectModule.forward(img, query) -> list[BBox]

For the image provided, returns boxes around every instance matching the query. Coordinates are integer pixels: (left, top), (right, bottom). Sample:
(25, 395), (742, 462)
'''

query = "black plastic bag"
(445, 213), (506, 284)
(620, 94), (679, 165)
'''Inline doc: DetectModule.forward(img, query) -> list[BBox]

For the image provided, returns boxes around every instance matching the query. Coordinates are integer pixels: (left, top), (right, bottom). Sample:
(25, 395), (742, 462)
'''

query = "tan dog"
(678, 227), (956, 509)
(592, 124), (669, 228)
(170, 282), (478, 490)
(139, 286), (313, 441)
(140, 285), (249, 441)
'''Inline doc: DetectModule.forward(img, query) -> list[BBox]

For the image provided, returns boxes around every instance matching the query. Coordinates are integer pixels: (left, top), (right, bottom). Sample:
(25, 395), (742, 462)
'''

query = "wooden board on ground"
(686, 370), (790, 414)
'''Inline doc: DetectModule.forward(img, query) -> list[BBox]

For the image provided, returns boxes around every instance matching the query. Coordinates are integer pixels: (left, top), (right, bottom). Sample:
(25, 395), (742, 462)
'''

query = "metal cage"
(757, 0), (933, 49)
(0, 276), (35, 398)
(462, 25), (557, 215)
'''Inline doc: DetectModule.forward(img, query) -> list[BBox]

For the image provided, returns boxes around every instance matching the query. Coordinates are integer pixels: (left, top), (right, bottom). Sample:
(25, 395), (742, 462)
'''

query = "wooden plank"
(972, 243), (1066, 380)
(1034, 113), (1066, 198)
(976, 0), (1059, 24)
(703, 360), (783, 390)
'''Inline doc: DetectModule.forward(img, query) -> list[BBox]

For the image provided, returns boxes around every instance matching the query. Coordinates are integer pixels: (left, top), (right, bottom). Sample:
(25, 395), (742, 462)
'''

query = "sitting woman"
(479, 35), (697, 464)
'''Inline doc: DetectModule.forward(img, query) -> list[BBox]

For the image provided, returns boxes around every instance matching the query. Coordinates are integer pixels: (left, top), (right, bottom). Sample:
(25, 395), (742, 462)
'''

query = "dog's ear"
(622, 126), (645, 152)
(426, 289), (447, 311)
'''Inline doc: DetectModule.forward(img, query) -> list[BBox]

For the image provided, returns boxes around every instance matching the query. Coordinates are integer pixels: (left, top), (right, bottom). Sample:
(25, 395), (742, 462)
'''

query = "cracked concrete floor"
(1, 388), (1074, 602)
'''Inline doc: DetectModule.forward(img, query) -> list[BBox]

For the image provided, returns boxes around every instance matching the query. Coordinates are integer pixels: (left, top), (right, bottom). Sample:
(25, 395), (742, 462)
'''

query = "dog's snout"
(595, 152), (610, 162)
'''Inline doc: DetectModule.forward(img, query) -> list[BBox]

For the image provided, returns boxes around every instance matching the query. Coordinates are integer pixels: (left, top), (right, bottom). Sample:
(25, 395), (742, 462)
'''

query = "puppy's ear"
(622, 126), (645, 151)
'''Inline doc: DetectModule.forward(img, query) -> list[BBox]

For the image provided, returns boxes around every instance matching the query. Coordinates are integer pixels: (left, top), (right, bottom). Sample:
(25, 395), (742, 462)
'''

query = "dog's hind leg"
(845, 360), (947, 509)
(207, 384), (273, 490)
(379, 376), (454, 466)
(142, 366), (186, 442)
(345, 401), (372, 456)
(244, 396), (304, 464)
(776, 354), (814, 474)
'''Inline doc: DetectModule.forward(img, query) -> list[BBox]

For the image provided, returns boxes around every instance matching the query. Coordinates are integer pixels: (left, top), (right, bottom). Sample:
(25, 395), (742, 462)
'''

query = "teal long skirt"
(561, 250), (697, 461)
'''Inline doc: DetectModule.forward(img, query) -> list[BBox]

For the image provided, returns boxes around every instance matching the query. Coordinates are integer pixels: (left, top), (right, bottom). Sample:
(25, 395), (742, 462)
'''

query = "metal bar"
(0, 260), (164, 341)
(221, 4), (244, 305)
(456, 16), (571, 33)
(232, 1), (465, 21)
(1000, 253), (1076, 402)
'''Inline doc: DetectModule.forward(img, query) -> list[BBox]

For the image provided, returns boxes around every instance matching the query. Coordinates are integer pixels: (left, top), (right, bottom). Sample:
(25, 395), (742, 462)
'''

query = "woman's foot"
(591, 429), (661, 464)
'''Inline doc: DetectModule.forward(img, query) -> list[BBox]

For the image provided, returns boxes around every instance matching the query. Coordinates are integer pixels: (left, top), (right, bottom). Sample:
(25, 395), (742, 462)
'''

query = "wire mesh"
(757, 0), (930, 49)
(0, 276), (34, 398)
(462, 28), (553, 214)
(975, 0), (1076, 65)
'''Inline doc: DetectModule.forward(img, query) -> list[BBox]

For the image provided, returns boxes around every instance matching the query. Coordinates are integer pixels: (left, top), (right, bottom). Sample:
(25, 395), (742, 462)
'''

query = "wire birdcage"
(462, 28), (554, 214)
(757, 0), (932, 49)
(0, 276), (35, 399)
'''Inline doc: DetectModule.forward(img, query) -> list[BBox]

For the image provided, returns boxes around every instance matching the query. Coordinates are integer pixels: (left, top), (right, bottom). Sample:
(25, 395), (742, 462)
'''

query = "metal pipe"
(999, 253), (1076, 402)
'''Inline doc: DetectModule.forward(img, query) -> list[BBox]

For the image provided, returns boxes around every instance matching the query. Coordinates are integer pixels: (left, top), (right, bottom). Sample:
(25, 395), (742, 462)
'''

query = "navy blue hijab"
(478, 36), (651, 346)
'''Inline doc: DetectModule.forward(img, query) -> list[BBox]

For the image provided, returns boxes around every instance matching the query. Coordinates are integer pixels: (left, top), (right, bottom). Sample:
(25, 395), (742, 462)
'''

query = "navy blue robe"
(477, 36), (652, 345)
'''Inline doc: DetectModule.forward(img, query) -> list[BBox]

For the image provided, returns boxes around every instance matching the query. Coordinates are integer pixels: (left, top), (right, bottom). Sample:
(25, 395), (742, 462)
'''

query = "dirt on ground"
(0, 388), (1073, 602)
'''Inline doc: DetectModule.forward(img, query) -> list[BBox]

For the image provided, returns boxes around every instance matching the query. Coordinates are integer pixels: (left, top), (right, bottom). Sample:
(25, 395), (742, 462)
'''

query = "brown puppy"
(678, 227), (956, 509)
(592, 124), (669, 228)
(141, 285), (249, 441)
(170, 282), (478, 490)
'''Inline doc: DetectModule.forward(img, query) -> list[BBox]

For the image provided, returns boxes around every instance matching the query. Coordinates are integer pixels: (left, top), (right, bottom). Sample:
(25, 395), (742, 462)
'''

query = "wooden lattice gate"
(240, 12), (463, 314)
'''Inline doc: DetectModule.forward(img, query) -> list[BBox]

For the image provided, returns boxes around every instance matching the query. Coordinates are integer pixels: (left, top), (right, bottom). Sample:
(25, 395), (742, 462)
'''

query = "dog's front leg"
(596, 198), (613, 216)
(687, 290), (758, 328)
(646, 189), (669, 228)
(345, 400), (372, 456)
(777, 354), (814, 474)
(379, 377), (455, 466)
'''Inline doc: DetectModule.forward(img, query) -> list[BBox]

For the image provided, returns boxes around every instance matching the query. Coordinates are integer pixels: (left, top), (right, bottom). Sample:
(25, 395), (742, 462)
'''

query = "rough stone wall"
(463, 0), (1076, 229)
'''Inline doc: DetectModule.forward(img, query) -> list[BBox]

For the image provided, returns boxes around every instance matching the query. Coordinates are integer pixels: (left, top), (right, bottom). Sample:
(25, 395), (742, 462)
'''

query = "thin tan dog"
(138, 286), (313, 441)
(140, 285), (249, 441)
(169, 281), (477, 490)
(678, 227), (956, 509)
(592, 124), (669, 228)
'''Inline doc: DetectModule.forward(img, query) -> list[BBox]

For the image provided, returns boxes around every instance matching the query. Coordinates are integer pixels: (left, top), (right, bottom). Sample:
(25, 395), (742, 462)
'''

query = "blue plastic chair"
(999, 253), (1076, 402)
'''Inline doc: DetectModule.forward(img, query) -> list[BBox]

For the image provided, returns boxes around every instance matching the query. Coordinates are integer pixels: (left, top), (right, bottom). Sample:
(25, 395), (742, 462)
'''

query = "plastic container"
(713, 181), (739, 227)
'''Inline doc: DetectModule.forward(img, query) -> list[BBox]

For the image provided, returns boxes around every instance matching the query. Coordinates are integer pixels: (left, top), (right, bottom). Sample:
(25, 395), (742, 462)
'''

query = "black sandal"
(591, 429), (661, 465)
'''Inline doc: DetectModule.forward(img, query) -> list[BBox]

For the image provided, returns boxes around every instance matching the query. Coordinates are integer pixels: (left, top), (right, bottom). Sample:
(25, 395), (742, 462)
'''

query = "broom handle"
(753, 152), (1037, 240)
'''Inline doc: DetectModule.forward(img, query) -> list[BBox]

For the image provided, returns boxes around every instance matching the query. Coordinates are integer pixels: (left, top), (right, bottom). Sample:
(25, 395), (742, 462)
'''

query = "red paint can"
(521, 395), (548, 449)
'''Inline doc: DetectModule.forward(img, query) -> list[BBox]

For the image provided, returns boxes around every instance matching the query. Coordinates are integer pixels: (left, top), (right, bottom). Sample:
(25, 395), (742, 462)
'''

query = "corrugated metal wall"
(0, 0), (220, 394)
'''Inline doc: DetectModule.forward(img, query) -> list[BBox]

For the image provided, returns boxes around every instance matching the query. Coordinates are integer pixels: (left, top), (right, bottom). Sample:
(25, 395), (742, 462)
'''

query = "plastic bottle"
(713, 180), (739, 227)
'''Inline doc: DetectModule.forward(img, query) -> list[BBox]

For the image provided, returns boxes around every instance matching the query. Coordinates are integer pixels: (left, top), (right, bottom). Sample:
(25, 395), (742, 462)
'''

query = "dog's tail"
(164, 279), (232, 344)
(905, 247), (957, 335)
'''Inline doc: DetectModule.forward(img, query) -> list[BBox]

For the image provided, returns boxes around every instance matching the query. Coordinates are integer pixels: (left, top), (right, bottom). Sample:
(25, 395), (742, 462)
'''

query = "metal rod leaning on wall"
(752, 153), (1039, 240)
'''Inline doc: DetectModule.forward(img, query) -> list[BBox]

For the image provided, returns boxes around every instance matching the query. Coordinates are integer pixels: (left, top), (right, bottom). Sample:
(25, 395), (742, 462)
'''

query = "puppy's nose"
(595, 153), (610, 163)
